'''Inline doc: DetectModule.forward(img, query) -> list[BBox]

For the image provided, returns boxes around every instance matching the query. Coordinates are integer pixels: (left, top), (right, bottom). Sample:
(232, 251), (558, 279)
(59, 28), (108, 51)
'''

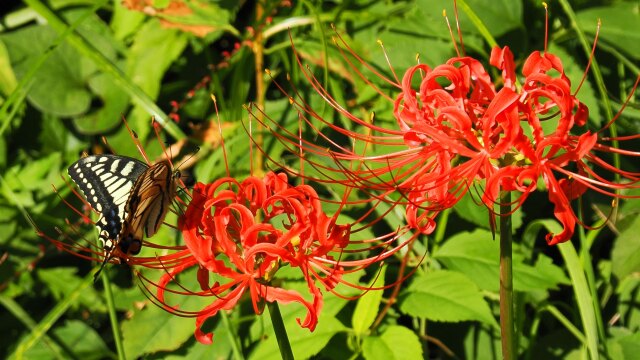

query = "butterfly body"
(68, 154), (177, 261)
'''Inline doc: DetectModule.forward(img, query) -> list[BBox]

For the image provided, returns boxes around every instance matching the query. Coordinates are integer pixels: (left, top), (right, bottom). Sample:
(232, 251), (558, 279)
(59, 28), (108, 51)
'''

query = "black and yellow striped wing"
(68, 154), (149, 254)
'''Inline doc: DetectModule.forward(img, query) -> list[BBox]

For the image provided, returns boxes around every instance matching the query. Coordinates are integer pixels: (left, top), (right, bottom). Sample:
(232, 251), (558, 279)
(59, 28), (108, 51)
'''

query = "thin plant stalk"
(220, 311), (245, 360)
(267, 302), (294, 360)
(101, 270), (126, 360)
(499, 190), (515, 359)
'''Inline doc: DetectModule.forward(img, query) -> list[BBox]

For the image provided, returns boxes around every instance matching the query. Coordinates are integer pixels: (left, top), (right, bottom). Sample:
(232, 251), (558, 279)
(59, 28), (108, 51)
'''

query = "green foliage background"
(1, 0), (639, 359)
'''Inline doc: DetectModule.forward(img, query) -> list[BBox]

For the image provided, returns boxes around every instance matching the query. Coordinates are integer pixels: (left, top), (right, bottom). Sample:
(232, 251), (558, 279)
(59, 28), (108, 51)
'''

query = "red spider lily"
(146, 171), (414, 344)
(253, 25), (640, 245)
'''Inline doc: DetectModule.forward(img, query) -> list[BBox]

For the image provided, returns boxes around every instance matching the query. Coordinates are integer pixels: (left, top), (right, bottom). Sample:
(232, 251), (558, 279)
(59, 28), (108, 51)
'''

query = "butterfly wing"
(119, 160), (178, 255)
(68, 154), (149, 253)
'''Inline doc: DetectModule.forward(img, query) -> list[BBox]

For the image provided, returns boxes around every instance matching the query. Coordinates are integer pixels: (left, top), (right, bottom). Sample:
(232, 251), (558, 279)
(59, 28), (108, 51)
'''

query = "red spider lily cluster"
(258, 32), (640, 246)
(47, 9), (640, 348)
(144, 171), (411, 344)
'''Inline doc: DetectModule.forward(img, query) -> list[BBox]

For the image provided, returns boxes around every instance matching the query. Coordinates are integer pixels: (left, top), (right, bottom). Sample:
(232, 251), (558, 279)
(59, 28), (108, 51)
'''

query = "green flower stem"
(499, 190), (515, 360)
(267, 302), (294, 360)
(100, 270), (126, 360)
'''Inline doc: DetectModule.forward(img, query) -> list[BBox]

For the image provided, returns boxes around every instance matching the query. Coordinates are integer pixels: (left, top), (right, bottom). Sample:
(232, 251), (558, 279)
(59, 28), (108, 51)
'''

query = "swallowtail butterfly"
(68, 154), (178, 272)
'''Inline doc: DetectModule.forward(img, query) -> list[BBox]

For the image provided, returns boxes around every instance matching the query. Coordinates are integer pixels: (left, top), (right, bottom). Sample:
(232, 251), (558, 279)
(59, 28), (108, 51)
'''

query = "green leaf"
(0, 39), (18, 97)
(12, 271), (95, 359)
(416, 0), (522, 39)
(435, 229), (569, 292)
(4, 152), (61, 192)
(72, 70), (129, 134)
(23, 0), (185, 139)
(611, 216), (640, 280)
(121, 295), (206, 359)
(374, 22), (454, 74)
(1, 25), (94, 116)
(126, 19), (188, 138)
(362, 325), (423, 360)
(399, 270), (498, 328)
(557, 241), (599, 360)
(163, 321), (233, 360)
(612, 332), (640, 360)
(576, 2), (640, 59)
(156, 0), (235, 33)
(23, 320), (112, 360)
(110, 284), (148, 312)
(37, 267), (106, 313)
(352, 265), (386, 335)
(127, 19), (188, 99)
(617, 275), (640, 331)
(110, 0), (146, 40)
(521, 219), (563, 253)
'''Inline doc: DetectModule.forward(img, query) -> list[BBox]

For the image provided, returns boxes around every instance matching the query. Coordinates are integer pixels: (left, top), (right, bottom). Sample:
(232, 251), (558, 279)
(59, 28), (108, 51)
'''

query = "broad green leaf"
(611, 216), (640, 280)
(37, 268), (106, 312)
(2, 153), (63, 210)
(617, 275), (640, 331)
(121, 295), (207, 359)
(126, 19), (188, 138)
(416, 0), (522, 39)
(1, 8), (120, 118)
(611, 331), (640, 360)
(110, 0), (146, 40)
(352, 265), (386, 335)
(72, 70), (129, 134)
(164, 321), (233, 360)
(127, 19), (188, 99)
(576, 2), (640, 59)
(1, 25), (94, 116)
(110, 284), (148, 312)
(362, 325), (423, 360)
(374, 23), (454, 74)
(21, 320), (112, 360)
(521, 219), (563, 253)
(616, 188), (640, 233)
(4, 153), (61, 192)
(399, 270), (498, 328)
(435, 229), (569, 292)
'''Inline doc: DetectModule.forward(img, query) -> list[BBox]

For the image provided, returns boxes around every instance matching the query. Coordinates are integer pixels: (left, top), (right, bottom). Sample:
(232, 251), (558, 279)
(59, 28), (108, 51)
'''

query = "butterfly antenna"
(122, 115), (151, 164)
(175, 146), (200, 171)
